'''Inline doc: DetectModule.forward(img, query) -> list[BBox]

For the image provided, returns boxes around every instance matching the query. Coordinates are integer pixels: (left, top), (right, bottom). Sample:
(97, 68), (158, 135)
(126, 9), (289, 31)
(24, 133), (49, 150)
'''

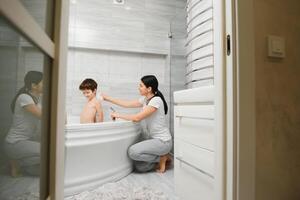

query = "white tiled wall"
(66, 0), (187, 126)
(67, 49), (169, 122)
(68, 0), (180, 54)
(20, 0), (47, 31)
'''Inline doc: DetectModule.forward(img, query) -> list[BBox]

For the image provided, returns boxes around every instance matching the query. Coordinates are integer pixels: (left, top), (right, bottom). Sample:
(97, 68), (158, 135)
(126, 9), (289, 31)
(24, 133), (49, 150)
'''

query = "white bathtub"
(64, 120), (141, 196)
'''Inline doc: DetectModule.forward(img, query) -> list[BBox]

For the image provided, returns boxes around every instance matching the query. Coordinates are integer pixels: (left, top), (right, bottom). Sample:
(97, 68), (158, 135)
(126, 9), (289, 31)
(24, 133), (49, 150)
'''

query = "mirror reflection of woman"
(4, 71), (43, 176)
(102, 75), (172, 173)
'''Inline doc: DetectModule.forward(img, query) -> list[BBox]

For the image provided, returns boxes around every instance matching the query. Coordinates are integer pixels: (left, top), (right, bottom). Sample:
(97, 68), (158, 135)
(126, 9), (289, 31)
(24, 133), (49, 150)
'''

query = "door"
(0, 0), (69, 199)
(225, 0), (256, 199)
(173, 0), (226, 199)
(173, 0), (256, 199)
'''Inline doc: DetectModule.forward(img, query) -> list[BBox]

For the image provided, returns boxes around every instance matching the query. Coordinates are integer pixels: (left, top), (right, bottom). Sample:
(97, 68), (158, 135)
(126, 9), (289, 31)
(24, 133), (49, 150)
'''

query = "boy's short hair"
(79, 78), (98, 91)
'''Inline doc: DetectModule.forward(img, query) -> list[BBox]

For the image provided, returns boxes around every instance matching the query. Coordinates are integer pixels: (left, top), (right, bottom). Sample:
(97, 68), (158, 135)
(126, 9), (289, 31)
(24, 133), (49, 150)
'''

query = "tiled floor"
(0, 164), (39, 200)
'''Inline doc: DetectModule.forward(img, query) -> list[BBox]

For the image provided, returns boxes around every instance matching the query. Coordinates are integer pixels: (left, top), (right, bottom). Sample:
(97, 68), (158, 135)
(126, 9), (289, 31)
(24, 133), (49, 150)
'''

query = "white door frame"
(49, 0), (69, 199)
(226, 0), (256, 199)
(213, 0), (226, 199)
(0, 0), (255, 199)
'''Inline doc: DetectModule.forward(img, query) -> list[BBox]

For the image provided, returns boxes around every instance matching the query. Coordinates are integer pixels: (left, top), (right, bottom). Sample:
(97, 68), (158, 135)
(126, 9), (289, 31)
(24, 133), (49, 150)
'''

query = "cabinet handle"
(175, 156), (214, 178)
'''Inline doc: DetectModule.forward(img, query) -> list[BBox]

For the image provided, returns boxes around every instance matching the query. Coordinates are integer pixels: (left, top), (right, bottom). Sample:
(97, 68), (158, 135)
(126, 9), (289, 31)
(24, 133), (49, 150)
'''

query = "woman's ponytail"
(155, 90), (168, 115)
(11, 87), (27, 112)
(141, 75), (168, 115)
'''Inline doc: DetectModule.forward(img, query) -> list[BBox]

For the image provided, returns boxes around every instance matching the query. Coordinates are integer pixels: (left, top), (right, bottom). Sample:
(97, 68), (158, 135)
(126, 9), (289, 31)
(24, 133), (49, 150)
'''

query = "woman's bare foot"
(166, 154), (172, 164)
(156, 154), (173, 173)
(10, 160), (22, 177)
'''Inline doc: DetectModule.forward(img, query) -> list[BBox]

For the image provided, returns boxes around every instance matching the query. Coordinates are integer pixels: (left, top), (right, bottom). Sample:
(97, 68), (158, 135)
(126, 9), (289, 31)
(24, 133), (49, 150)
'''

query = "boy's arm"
(95, 102), (104, 122)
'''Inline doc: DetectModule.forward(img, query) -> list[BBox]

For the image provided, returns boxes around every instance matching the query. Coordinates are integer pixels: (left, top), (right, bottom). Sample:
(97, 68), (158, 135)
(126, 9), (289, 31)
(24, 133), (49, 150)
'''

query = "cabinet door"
(174, 106), (215, 151)
(175, 139), (214, 200)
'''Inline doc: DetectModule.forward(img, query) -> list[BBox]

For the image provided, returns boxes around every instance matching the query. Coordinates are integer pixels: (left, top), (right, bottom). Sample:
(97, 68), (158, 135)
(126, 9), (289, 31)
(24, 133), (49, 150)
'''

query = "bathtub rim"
(65, 120), (140, 132)
(65, 120), (141, 147)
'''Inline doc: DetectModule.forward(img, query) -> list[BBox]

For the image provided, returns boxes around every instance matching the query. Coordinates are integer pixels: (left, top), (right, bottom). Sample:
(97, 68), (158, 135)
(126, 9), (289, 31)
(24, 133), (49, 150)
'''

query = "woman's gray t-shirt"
(139, 96), (171, 142)
(6, 94), (40, 144)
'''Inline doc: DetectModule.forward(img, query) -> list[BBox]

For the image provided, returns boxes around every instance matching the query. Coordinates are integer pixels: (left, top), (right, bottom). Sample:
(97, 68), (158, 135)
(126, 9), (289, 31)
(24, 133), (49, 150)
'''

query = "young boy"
(79, 78), (103, 123)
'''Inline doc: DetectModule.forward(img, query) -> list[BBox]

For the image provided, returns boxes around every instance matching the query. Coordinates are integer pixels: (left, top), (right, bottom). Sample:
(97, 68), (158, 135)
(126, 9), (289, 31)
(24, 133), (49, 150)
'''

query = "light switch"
(268, 35), (285, 58)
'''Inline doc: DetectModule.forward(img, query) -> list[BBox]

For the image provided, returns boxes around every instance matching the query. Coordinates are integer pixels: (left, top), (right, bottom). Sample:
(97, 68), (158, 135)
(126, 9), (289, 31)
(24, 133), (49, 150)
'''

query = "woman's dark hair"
(11, 71), (43, 113)
(141, 75), (168, 115)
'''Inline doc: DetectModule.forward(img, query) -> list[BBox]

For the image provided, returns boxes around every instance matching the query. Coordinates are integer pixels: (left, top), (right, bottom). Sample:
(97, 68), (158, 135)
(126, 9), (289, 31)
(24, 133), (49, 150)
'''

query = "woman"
(4, 71), (43, 176)
(102, 75), (172, 173)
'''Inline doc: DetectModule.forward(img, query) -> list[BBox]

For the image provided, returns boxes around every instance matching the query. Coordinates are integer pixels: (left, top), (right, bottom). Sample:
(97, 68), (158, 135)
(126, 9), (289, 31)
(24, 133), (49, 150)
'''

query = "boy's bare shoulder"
(91, 98), (102, 106)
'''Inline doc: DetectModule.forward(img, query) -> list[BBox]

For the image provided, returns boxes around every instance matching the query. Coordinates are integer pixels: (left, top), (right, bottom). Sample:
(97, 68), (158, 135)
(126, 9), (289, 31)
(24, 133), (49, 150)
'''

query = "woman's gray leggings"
(128, 138), (172, 172)
(4, 140), (40, 176)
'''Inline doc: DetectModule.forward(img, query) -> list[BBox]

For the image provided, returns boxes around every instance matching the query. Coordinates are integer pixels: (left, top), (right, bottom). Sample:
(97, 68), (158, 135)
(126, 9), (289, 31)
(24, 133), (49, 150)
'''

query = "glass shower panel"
(20, 0), (54, 37)
(0, 17), (51, 200)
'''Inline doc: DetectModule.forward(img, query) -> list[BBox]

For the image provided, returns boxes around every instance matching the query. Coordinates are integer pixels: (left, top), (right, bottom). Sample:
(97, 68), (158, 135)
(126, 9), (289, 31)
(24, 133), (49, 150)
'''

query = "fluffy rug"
(13, 182), (169, 200)
(65, 182), (169, 200)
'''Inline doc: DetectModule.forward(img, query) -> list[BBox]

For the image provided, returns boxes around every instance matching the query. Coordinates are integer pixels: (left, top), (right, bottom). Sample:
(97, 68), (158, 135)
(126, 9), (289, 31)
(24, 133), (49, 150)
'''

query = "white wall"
(254, 0), (300, 199)
(67, 49), (168, 121)
(66, 0), (187, 125)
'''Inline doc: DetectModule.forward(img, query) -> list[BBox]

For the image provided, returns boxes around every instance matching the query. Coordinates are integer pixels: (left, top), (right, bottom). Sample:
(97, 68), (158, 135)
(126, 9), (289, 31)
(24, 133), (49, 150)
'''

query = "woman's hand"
(100, 94), (142, 108)
(110, 112), (119, 121)
(109, 106), (156, 122)
(100, 93), (108, 101)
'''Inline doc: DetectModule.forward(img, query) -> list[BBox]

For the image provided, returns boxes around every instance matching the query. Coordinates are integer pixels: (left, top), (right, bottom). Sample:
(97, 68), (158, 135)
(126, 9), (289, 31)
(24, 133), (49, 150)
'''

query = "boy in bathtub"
(79, 78), (104, 123)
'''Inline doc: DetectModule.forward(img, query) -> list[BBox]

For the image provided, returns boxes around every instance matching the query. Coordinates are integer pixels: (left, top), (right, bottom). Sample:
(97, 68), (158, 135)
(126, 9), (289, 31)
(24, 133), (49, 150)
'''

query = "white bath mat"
(11, 179), (169, 200)
(65, 182), (169, 200)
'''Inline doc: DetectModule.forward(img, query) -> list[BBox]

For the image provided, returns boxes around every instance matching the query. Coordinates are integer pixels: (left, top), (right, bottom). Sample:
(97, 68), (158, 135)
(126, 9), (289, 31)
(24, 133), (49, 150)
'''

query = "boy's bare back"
(80, 97), (103, 123)
(79, 78), (103, 123)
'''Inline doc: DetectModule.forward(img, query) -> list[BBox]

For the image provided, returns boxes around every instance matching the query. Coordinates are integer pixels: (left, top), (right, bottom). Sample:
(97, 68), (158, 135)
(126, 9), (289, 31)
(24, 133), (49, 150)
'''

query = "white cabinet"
(174, 142), (214, 200)
(174, 104), (215, 151)
(174, 86), (215, 200)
